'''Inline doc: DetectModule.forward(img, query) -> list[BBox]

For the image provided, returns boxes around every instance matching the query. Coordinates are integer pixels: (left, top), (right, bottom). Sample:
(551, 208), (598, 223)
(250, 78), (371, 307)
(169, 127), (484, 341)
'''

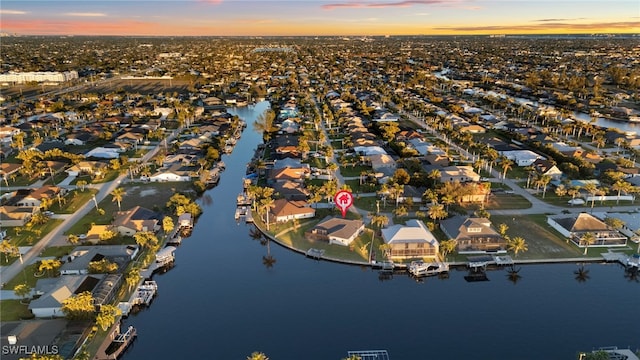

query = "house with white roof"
(381, 219), (439, 260)
(500, 150), (545, 167)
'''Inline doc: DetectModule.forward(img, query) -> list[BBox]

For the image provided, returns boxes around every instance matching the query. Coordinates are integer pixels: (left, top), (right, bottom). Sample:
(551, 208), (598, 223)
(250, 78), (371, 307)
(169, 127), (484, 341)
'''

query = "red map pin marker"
(334, 190), (353, 218)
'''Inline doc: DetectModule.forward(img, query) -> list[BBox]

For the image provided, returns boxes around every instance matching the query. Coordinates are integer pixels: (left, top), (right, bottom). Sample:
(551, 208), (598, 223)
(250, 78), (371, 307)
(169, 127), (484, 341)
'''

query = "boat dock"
(94, 320), (137, 360)
(602, 251), (639, 268)
(306, 248), (325, 259)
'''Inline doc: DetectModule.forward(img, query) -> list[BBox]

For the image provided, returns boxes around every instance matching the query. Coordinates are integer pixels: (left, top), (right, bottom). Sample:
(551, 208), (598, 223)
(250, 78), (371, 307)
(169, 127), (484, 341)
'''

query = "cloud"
(535, 18), (586, 22)
(0, 9), (28, 15)
(322, 0), (445, 10)
(436, 21), (640, 32)
(65, 12), (107, 17)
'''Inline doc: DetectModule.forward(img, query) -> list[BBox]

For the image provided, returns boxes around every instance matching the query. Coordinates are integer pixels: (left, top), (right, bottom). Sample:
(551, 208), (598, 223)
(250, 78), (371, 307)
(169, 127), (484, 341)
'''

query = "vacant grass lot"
(492, 214), (582, 259)
(65, 181), (195, 235)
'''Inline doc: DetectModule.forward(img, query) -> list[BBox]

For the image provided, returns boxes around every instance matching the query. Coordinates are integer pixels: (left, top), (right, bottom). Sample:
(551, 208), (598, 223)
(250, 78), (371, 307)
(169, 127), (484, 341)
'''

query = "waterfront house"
(147, 164), (194, 182)
(30, 275), (101, 318)
(547, 213), (628, 248)
(112, 206), (161, 236)
(304, 217), (365, 246)
(269, 199), (316, 223)
(59, 245), (139, 275)
(267, 166), (309, 185)
(440, 216), (507, 254)
(381, 219), (439, 260)
(271, 180), (309, 200)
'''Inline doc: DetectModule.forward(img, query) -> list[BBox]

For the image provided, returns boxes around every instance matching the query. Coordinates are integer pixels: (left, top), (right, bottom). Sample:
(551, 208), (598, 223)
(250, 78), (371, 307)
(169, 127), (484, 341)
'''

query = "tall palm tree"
(498, 157), (513, 183)
(439, 239), (457, 260)
(111, 187), (126, 212)
(611, 180), (631, 205)
(260, 197), (275, 231)
(583, 183), (599, 210)
(428, 169), (441, 187)
(580, 232), (596, 255)
(428, 203), (448, 223)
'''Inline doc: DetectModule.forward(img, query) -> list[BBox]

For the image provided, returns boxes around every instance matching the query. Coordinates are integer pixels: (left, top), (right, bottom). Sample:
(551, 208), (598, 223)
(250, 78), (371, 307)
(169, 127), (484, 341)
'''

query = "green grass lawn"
(484, 194), (532, 210)
(0, 300), (34, 321)
(2, 262), (52, 290)
(339, 164), (372, 177)
(40, 245), (76, 258)
(48, 188), (98, 214)
(65, 181), (195, 235)
(491, 214), (582, 259)
(3, 219), (64, 249)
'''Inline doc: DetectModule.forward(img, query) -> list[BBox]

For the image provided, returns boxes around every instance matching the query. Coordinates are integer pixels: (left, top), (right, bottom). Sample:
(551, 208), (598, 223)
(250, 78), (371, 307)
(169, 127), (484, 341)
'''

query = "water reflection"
(506, 265), (522, 285)
(574, 264), (590, 283)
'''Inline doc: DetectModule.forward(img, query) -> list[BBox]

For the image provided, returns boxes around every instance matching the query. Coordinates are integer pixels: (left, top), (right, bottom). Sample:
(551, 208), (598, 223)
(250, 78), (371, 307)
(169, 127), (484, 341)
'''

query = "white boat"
(628, 115), (640, 123)
(408, 260), (449, 277)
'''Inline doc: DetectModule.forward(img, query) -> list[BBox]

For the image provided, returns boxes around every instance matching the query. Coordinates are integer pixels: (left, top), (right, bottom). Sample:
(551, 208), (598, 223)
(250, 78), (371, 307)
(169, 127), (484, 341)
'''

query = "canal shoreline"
(250, 213), (629, 272)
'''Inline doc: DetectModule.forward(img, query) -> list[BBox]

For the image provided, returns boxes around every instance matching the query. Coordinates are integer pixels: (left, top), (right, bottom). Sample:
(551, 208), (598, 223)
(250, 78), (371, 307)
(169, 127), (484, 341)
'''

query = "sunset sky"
(1, 0), (638, 36)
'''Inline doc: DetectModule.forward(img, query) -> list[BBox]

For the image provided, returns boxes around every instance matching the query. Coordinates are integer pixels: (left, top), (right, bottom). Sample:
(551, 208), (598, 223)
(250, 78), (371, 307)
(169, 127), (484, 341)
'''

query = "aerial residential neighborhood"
(0, 32), (639, 360)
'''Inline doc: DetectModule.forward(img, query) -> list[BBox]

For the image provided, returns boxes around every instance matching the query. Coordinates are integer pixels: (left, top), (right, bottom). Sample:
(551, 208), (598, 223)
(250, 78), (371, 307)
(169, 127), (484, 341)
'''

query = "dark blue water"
(122, 102), (640, 360)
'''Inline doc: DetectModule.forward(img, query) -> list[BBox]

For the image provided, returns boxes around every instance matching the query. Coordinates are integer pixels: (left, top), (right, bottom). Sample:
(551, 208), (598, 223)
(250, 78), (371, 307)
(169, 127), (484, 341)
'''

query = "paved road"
(0, 128), (182, 292)
(401, 111), (640, 216)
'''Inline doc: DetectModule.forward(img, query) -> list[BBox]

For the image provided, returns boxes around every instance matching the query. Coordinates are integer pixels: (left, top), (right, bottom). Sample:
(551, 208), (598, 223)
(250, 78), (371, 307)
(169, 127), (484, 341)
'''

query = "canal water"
(122, 101), (640, 360)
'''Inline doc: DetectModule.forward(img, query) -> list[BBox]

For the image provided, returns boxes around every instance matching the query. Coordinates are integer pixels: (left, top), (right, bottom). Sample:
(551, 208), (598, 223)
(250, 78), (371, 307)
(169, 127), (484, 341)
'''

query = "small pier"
(166, 235), (182, 246)
(94, 321), (137, 360)
(602, 251), (639, 268)
(306, 248), (325, 259)
(131, 280), (158, 307)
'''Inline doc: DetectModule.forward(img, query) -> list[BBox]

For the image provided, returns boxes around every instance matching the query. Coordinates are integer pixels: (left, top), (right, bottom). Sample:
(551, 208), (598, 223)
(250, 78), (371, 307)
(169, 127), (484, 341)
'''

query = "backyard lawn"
(0, 300), (33, 321)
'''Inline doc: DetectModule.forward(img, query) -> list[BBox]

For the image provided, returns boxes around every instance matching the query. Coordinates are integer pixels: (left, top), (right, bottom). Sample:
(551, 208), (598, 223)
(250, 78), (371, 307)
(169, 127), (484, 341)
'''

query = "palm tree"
(538, 175), (552, 198)
(611, 180), (631, 205)
(260, 197), (275, 231)
(497, 223), (509, 237)
(498, 157), (513, 183)
(111, 187), (126, 212)
(38, 259), (62, 277)
(77, 180), (87, 192)
(507, 236), (528, 257)
(247, 352), (269, 360)
(439, 239), (457, 260)
(584, 183), (599, 210)
(13, 283), (32, 303)
(428, 169), (441, 187)
(428, 203), (447, 223)
(580, 232), (596, 255)
(125, 268), (141, 290)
